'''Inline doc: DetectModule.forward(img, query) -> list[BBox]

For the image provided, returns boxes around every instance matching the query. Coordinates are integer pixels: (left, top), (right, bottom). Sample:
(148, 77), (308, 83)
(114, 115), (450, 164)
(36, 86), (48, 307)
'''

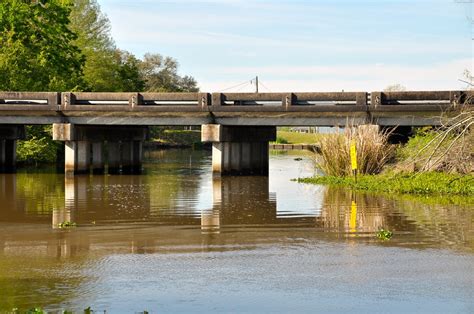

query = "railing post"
(371, 91), (383, 107)
(199, 93), (211, 108)
(129, 93), (141, 109)
(212, 93), (223, 106)
(449, 91), (462, 106)
(62, 92), (74, 109)
(47, 92), (60, 110)
(356, 92), (367, 106)
(283, 93), (295, 109)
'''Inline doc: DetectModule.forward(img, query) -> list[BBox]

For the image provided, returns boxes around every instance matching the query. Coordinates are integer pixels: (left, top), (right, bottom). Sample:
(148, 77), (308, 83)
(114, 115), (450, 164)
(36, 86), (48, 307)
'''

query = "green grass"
(273, 130), (323, 144)
(151, 129), (201, 146)
(298, 172), (474, 196)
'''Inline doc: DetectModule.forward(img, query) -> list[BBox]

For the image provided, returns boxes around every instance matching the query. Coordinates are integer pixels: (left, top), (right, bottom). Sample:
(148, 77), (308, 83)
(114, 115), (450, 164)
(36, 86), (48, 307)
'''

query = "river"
(0, 149), (472, 313)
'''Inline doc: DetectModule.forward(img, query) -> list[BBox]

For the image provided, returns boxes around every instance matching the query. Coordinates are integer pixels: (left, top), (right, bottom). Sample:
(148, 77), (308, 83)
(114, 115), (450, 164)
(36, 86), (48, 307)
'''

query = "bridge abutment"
(53, 124), (148, 176)
(201, 124), (276, 176)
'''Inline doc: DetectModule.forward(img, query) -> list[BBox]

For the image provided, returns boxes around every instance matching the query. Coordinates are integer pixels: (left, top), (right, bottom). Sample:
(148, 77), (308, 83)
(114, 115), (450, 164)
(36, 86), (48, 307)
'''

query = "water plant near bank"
(376, 228), (393, 240)
(298, 172), (474, 196)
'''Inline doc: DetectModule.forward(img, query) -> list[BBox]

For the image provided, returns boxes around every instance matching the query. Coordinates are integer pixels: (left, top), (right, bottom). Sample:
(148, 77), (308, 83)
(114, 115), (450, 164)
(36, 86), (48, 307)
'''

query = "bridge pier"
(53, 124), (148, 176)
(0, 125), (25, 172)
(201, 124), (276, 176)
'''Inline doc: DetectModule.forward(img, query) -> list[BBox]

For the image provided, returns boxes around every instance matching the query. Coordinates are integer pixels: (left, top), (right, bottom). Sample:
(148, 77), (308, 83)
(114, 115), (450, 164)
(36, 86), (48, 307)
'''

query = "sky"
(97, 0), (473, 92)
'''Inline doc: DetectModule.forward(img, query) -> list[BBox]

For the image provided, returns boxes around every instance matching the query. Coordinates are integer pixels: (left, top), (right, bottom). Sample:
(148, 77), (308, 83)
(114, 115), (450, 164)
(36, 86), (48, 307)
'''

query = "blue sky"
(97, 0), (473, 92)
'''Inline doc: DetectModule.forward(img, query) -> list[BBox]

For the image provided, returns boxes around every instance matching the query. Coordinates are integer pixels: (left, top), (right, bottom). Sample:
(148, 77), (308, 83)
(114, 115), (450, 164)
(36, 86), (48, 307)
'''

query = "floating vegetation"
(376, 228), (393, 240)
(58, 221), (77, 228)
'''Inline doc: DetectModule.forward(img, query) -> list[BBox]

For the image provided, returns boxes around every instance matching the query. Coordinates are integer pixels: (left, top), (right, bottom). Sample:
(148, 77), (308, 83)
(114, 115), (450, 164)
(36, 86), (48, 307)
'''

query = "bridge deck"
(0, 91), (470, 126)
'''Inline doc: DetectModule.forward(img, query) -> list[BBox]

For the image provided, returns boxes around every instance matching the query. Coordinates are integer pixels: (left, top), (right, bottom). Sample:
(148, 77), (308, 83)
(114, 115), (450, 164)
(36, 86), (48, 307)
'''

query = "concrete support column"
(202, 125), (276, 176)
(76, 141), (91, 174)
(121, 141), (134, 174)
(91, 142), (105, 174)
(4, 140), (17, 172)
(0, 125), (25, 173)
(64, 141), (90, 176)
(132, 141), (143, 173)
(53, 124), (148, 176)
(0, 140), (5, 172)
(107, 142), (121, 174)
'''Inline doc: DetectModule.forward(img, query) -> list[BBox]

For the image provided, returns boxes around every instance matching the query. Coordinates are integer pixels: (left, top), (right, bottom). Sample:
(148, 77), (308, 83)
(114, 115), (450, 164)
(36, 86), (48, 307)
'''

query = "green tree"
(69, 0), (118, 91)
(140, 53), (199, 92)
(69, 0), (145, 91)
(0, 0), (85, 91)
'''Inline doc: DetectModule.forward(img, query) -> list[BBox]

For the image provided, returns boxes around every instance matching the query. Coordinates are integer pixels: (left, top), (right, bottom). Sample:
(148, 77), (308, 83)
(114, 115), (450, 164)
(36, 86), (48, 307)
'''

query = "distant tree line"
(0, 0), (198, 164)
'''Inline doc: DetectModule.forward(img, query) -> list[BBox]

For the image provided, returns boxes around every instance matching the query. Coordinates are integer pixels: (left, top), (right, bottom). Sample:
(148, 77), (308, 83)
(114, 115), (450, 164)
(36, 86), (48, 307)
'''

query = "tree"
(113, 49), (145, 92)
(69, 0), (119, 91)
(384, 84), (407, 92)
(140, 53), (199, 92)
(0, 0), (85, 91)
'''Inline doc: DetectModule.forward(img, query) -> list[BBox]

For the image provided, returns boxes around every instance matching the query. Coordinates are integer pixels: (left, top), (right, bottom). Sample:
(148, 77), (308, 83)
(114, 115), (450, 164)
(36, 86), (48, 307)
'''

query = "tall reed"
(314, 125), (395, 176)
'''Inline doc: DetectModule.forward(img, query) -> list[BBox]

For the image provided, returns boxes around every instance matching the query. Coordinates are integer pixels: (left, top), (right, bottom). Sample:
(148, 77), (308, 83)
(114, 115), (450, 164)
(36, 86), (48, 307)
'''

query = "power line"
(219, 80), (251, 92)
(259, 80), (272, 92)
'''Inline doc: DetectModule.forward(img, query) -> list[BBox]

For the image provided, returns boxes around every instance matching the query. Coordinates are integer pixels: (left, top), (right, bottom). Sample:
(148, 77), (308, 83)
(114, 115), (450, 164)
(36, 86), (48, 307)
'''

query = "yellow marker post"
(350, 140), (358, 181)
(349, 201), (357, 233)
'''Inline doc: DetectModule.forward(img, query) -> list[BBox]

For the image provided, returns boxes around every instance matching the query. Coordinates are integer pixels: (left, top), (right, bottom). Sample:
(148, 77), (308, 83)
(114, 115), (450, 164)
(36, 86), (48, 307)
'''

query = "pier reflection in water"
(0, 149), (472, 312)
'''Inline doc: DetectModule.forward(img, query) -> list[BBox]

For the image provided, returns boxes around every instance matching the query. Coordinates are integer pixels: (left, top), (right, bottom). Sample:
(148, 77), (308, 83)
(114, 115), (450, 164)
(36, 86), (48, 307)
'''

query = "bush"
(16, 126), (60, 164)
(315, 125), (395, 176)
(396, 108), (473, 174)
(274, 136), (289, 144)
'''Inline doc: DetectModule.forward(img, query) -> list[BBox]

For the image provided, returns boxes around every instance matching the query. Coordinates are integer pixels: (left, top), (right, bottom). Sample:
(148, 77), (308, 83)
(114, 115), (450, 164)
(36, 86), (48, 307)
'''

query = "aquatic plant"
(298, 172), (474, 196)
(376, 228), (393, 240)
(58, 221), (77, 228)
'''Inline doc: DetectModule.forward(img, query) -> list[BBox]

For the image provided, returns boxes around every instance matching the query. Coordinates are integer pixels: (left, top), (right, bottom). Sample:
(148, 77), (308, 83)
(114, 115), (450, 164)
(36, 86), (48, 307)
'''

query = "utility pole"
(255, 76), (259, 93)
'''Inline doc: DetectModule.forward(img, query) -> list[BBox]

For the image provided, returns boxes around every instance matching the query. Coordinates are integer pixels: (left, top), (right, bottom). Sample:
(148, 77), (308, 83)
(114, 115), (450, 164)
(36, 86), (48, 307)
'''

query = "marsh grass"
(315, 125), (395, 176)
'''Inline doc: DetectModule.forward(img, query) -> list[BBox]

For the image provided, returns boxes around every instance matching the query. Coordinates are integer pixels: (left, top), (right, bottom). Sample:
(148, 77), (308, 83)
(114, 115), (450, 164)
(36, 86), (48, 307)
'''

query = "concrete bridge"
(0, 90), (470, 176)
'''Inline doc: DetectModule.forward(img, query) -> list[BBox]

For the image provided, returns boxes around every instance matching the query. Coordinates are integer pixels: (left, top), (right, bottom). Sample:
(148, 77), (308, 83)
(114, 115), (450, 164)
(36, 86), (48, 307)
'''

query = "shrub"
(314, 125), (395, 176)
(17, 125), (60, 164)
(397, 107), (473, 174)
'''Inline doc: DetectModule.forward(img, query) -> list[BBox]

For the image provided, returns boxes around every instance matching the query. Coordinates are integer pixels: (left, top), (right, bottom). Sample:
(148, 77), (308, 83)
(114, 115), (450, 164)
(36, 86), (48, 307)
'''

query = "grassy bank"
(149, 129), (201, 147)
(274, 130), (323, 144)
(298, 172), (474, 196)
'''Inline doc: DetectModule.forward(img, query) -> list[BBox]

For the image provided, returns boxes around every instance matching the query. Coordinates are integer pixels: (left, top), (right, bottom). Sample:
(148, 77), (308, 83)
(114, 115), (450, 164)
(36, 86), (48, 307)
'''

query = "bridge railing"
(0, 91), (471, 113)
(369, 90), (468, 111)
(210, 92), (369, 112)
(60, 92), (211, 111)
(0, 92), (59, 111)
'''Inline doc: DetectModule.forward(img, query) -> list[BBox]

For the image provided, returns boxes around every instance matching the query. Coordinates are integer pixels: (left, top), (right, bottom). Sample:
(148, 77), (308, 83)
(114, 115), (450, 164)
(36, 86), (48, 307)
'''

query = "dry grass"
(398, 102), (473, 174)
(314, 124), (396, 176)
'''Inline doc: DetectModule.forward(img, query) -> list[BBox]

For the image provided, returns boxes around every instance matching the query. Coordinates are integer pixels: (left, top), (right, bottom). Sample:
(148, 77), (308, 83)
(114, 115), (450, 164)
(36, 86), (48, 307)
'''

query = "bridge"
(0, 90), (471, 176)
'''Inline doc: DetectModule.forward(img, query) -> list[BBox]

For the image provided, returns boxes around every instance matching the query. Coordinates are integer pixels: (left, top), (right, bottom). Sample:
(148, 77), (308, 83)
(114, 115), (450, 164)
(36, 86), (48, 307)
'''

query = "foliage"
(58, 221), (77, 228)
(376, 228), (393, 240)
(69, 0), (145, 92)
(0, 0), (85, 91)
(274, 136), (289, 144)
(396, 107), (474, 174)
(384, 83), (406, 92)
(314, 125), (395, 176)
(298, 172), (474, 196)
(140, 53), (199, 92)
(17, 126), (61, 164)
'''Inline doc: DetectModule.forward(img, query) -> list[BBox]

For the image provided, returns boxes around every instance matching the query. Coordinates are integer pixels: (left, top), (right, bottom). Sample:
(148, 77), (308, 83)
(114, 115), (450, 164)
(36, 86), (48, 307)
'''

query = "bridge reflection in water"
(0, 167), (472, 258)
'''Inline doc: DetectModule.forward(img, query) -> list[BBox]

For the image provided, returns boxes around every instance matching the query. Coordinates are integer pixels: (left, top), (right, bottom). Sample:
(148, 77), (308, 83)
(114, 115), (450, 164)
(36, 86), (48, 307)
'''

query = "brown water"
(0, 149), (473, 313)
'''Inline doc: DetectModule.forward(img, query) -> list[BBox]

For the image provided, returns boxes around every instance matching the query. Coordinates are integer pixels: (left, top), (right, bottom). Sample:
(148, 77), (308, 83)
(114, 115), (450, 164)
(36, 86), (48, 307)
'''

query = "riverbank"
(298, 172), (474, 196)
